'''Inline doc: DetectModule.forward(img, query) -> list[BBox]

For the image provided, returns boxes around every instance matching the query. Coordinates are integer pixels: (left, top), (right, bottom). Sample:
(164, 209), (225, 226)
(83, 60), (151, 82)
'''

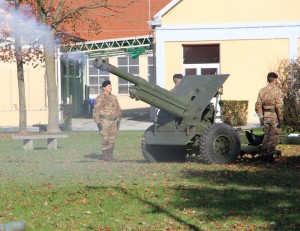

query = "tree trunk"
(43, 34), (60, 133)
(15, 42), (27, 133)
(14, 1), (27, 134)
(36, 0), (60, 133)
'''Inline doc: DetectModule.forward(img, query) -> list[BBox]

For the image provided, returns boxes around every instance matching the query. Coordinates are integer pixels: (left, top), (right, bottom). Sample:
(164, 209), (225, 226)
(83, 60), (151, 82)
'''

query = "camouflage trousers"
(98, 119), (118, 151)
(261, 119), (282, 156)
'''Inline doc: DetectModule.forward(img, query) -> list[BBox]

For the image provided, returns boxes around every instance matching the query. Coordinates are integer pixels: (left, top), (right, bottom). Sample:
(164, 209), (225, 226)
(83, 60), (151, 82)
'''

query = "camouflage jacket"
(93, 92), (122, 124)
(255, 83), (283, 121)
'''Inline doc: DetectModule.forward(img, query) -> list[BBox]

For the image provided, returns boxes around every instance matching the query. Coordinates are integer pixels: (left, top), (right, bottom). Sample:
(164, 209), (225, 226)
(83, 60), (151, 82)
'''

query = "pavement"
(71, 117), (153, 131)
(0, 108), (154, 133)
(1, 118), (258, 133)
(71, 108), (154, 131)
(0, 108), (259, 132)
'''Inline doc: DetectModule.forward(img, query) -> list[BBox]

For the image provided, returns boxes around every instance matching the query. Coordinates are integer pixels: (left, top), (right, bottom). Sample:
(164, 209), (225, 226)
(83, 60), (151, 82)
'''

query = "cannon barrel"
(93, 58), (190, 118)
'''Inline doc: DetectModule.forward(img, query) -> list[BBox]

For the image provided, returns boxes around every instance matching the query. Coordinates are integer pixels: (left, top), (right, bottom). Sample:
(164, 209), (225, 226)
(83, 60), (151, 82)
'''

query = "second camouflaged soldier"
(255, 72), (284, 162)
(93, 80), (122, 161)
(171, 73), (183, 91)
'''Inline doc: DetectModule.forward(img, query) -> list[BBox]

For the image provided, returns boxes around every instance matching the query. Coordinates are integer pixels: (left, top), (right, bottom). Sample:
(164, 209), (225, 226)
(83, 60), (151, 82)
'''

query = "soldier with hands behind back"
(93, 80), (122, 161)
(255, 72), (284, 162)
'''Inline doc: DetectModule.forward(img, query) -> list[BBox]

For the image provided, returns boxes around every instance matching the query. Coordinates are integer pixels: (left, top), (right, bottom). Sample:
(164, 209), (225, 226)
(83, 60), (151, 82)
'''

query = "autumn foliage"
(275, 58), (300, 132)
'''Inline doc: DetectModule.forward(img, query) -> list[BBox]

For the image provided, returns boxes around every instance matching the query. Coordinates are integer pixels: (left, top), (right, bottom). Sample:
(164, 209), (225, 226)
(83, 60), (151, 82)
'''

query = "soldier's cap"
(267, 72), (278, 78)
(102, 80), (111, 88)
(173, 74), (183, 79)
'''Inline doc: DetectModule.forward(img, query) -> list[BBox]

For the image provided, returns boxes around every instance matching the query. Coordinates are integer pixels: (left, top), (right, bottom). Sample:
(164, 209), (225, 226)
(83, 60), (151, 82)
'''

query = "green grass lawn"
(0, 131), (299, 231)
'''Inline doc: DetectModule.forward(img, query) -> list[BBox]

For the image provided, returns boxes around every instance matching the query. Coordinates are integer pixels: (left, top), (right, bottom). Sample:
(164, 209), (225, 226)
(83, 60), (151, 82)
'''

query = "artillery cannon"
(93, 58), (241, 164)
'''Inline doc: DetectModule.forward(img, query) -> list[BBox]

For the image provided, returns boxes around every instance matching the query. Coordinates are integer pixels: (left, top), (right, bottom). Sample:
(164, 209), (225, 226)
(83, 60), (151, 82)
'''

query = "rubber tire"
(199, 123), (241, 164)
(141, 125), (186, 163)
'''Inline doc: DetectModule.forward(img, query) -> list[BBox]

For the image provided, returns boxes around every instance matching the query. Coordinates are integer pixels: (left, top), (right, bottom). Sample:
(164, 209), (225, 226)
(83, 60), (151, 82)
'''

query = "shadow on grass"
(171, 186), (299, 230)
(182, 156), (300, 187)
(86, 185), (202, 231)
(113, 159), (147, 163)
(238, 155), (300, 169)
(82, 155), (299, 230)
(177, 156), (300, 230)
(33, 147), (64, 150)
(84, 153), (102, 160)
(83, 153), (146, 163)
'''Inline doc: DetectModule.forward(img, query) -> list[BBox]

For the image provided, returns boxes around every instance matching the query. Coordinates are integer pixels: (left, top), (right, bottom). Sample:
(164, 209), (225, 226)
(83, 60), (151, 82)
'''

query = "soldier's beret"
(267, 72), (278, 78)
(173, 74), (183, 79)
(102, 80), (111, 87)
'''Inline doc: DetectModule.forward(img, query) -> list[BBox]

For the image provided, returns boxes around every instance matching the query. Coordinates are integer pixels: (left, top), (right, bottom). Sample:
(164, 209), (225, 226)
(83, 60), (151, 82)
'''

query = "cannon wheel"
(141, 125), (186, 163)
(199, 123), (241, 164)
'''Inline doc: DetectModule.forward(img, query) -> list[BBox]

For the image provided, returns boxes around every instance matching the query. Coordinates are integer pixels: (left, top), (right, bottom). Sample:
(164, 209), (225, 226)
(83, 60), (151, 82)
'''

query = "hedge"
(219, 100), (248, 126)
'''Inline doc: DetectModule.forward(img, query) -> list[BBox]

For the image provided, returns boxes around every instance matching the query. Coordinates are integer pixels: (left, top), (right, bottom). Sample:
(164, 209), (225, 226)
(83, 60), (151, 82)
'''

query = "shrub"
(275, 58), (300, 132)
(219, 100), (248, 126)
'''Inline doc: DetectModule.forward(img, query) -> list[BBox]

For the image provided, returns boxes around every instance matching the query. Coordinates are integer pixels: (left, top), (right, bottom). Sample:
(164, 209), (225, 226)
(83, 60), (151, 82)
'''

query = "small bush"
(219, 100), (248, 126)
(275, 58), (300, 132)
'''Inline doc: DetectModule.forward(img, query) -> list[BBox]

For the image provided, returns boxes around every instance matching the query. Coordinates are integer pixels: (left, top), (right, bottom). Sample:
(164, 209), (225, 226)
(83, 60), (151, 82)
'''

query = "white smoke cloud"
(0, 0), (53, 50)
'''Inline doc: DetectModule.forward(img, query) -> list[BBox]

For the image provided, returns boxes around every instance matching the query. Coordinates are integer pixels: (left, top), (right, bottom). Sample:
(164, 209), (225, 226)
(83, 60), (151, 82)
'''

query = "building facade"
(0, 0), (170, 127)
(151, 0), (300, 124)
(3, 0), (299, 126)
(0, 62), (48, 126)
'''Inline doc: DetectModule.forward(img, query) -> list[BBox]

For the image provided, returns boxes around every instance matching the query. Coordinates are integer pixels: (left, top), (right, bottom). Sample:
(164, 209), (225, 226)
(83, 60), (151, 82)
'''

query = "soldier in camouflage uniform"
(255, 72), (284, 162)
(93, 80), (122, 161)
(171, 73), (183, 91)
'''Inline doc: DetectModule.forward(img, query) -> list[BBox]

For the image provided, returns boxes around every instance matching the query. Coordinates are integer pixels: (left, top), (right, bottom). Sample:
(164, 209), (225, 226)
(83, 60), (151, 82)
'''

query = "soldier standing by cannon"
(255, 72), (284, 162)
(93, 80), (122, 161)
(171, 73), (183, 90)
(93, 57), (241, 164)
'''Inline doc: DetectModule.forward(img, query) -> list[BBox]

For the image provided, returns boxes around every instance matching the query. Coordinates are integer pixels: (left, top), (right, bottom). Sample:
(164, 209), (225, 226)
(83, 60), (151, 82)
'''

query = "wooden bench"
(12, 134), (68, 150)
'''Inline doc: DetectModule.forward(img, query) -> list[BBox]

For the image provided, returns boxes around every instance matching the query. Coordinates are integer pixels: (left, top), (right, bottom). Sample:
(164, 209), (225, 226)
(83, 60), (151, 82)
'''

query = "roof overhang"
(150, 0), (182, 28)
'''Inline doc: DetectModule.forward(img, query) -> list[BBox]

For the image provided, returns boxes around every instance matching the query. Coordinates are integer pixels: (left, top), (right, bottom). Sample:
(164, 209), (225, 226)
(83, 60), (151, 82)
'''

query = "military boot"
(101, 149), (110, 161)
(262, 151), (275, 163)
(262, 155), (274, 163)
(0, 221), (26, 231)
(107, 147), (115, 161)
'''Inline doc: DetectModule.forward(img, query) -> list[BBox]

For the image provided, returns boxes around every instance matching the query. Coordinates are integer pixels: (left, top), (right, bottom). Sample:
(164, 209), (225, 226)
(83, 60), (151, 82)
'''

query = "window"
(183, 44), (220, 75)
(183, 44), (219, 64)
(88, 59), (109, 95)
(118, 56), (138, 94)
(182, 44), (221, 120)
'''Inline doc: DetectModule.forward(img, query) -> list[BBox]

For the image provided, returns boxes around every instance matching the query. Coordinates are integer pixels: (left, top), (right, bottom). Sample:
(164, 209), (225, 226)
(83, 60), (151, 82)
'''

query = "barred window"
(118, 56), (138, 94)
(88, 59), (109, 95)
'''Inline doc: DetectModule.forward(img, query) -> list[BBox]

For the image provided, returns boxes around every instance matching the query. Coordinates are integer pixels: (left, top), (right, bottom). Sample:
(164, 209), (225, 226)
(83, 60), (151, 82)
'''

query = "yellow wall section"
(164, 42), (184, 90)
(0, 63), (48, 126)
(163, 0), (300, 24)
(163, 39), (289, 123)
(221, 39), (289, 122)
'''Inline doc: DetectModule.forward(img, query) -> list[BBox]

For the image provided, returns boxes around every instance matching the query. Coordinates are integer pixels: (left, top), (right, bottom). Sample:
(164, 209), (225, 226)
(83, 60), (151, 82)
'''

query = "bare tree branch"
(52, 0), (67, 22)
(52, 0), (137, 29)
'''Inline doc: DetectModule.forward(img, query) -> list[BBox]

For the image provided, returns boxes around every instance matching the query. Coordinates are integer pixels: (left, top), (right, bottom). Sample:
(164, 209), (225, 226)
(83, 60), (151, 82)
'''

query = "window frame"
(88, 59), (109, 98)
(117, 56), (138, 95)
